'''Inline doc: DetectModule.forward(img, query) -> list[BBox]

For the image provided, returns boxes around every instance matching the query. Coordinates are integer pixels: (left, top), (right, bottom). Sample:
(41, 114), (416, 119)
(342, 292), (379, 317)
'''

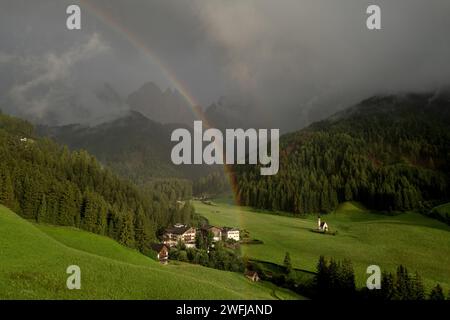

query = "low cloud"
(5, 33), (108, 123)
(193, 0), (450, 128)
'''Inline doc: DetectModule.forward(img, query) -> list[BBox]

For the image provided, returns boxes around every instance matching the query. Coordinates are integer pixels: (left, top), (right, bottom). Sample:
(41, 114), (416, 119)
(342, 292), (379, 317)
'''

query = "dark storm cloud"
(193, 0), (450, 127)
(0, 0), (449, 128)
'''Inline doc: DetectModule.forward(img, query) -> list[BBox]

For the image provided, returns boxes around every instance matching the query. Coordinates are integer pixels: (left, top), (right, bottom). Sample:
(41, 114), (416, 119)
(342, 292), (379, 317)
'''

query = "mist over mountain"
(204, 96), (271, 131)
(125, 82), (281, 130)
(127, 82), (197, 126)
(95, 83), (125, 111)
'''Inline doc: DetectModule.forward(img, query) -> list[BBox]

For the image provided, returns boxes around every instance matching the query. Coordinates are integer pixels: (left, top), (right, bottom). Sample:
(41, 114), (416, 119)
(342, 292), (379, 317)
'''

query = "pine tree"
(21, 175), (38, 219)
(36, 195), (47, 223)
(118, 212), (135, 247)
(394, 265), (414, 300)
(315, 256), (329, 296)
(134, 207), (150, 252)
(0, 168), (15, 208)
(81, 191), (96, 232)
(107, 214), (116, 239)
(57, 186), (75, 226)
(380, 272), (395, 300)
(429, 284), (445, 300)
(328, 258), (339, 293)
(340, 259), (356, 297)
(412, 272), (425, 300)
(283, 252), (293, 274)
(344, 183), (353, 201)
(95, 197), (107, 235)
(196, 231), (205, 250)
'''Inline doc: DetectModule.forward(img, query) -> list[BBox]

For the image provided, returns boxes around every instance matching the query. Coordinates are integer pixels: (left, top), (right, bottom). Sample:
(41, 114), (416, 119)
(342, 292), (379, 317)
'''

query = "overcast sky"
(0, 0), (449, 127)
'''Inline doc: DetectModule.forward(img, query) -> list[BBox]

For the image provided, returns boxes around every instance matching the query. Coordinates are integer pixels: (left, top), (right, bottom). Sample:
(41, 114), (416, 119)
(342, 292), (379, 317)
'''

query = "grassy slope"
(36, 223), (301, 300)
(195, 199), (450, 291)
(432, 202), (450, 220)
(0, 205), (302, 300)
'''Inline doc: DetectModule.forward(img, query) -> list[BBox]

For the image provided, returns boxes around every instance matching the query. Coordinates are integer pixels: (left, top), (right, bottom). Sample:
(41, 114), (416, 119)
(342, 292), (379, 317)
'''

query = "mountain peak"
(126, 81), (196, 126)
(138, 81), (163, 95)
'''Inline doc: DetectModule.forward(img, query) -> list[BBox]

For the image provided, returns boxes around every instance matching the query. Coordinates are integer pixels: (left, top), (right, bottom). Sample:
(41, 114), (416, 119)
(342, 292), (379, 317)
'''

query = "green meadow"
(194, 199), (450, 292)
(0, 205), (302, 300)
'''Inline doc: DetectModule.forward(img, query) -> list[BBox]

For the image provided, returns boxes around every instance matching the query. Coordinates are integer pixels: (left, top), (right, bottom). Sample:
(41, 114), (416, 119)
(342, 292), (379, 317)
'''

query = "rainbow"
(79, 0), (242, 205)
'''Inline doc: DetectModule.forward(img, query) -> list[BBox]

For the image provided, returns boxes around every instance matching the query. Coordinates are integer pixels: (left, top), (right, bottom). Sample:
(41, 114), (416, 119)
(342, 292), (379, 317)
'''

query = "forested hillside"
(233, 93), (450, 217)
(193, 170), (231, 196)
(38, 110), (217, 182)
(0, 112), (193, 252)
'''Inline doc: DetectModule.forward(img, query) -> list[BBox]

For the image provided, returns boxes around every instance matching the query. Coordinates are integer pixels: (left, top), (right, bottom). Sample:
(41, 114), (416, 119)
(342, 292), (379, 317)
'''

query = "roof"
(320, 221), (327, 227)
(164, 225), (192, 235)
(245, 271), (259, 277)
(200, 224), (222, 230)
(150, 243), (167, 252)
(223, 227), (239, 232)
(174, 223), (186, 228)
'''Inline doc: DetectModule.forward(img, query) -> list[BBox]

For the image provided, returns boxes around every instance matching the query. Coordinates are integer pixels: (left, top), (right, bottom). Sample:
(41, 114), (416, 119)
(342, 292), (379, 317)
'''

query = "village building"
(163, 224), (196, 248)
(245, 271), (260, 282)
(204, 226), (223, 242)
(222, 227), (240, 242)
(150, 243), (169, 264)
(318, 217), (329, 232)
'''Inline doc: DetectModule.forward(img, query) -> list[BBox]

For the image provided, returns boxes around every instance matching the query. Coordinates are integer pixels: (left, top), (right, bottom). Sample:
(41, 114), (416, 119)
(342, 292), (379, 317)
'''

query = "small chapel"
(317, 216), (329, 232)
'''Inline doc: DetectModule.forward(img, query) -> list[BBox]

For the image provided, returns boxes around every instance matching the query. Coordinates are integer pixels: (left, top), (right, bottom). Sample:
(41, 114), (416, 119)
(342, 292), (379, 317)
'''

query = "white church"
(317, 216), (329, 232)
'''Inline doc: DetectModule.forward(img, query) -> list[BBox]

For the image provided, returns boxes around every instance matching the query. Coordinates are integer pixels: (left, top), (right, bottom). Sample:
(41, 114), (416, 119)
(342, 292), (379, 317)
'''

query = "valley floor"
(194, 199), (450, 292)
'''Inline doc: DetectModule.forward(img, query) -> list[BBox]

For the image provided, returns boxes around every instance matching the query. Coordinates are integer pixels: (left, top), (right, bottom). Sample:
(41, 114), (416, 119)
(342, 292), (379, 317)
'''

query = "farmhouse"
(163, 224), (196, 248)
(222, 227), (240, 242)
(245, 271), (260, 282)
(205, 226), (223, 242)
(151, 243), (169, 264)
(200, 225), (241, 243)
(317, 216), (329, 232)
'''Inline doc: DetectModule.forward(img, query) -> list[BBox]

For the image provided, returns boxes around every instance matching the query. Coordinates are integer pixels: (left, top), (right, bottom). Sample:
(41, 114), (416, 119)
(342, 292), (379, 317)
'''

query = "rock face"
(127, 82), (197, 126)
(127, 83), (271, 131)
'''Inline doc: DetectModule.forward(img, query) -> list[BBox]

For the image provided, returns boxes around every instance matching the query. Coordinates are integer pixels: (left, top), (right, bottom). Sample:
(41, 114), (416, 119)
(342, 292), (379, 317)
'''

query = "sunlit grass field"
(195, 198), (450, 292)
(0, 205), (302, 300)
